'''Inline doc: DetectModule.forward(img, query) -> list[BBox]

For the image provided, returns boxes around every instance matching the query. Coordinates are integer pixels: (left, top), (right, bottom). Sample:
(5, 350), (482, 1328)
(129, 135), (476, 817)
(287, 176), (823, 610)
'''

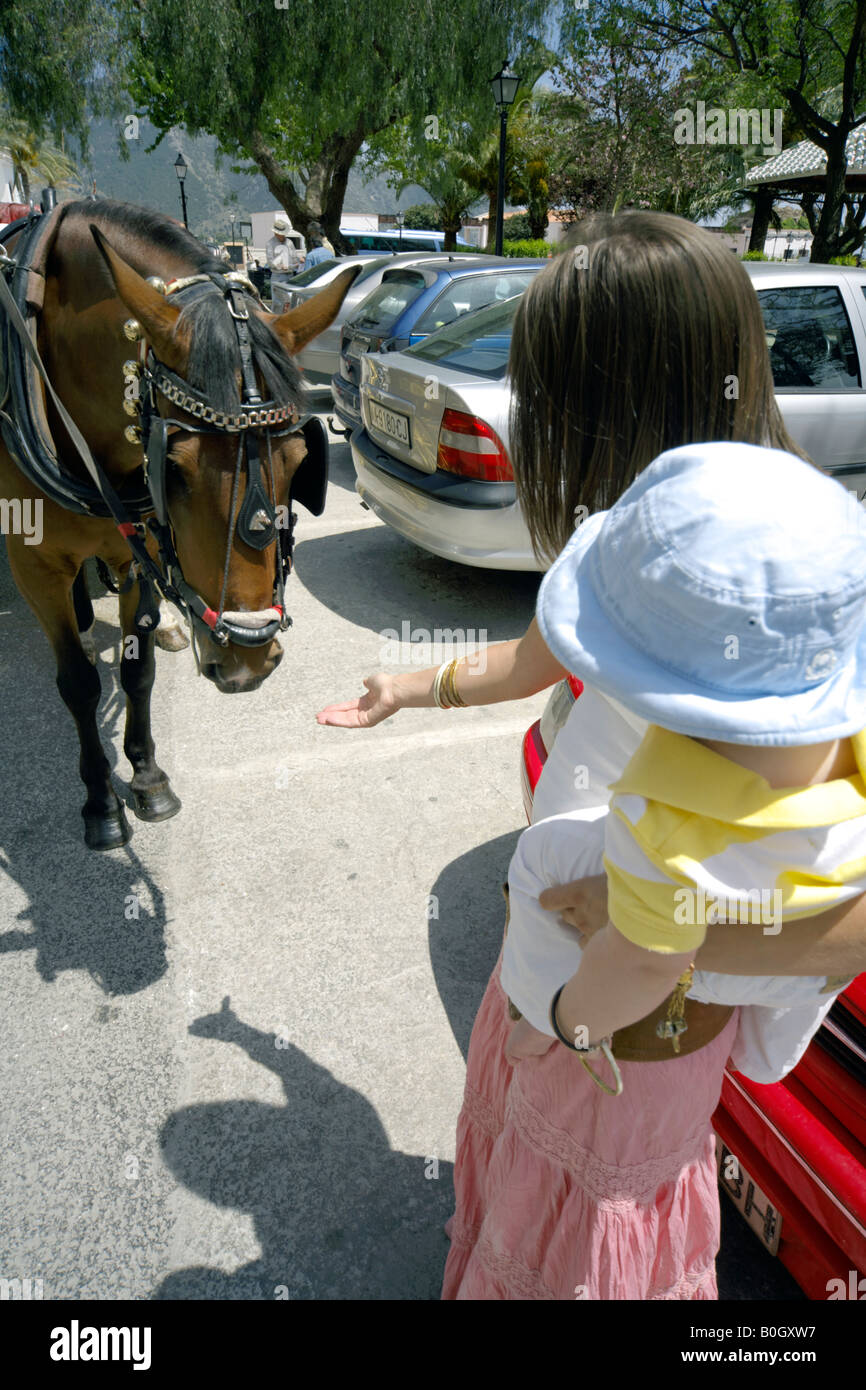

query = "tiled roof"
(746, 126), (866, 183)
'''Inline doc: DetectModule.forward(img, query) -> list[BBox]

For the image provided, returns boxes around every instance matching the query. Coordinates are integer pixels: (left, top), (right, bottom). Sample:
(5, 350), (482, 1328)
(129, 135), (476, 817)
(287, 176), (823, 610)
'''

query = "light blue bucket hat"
(536, 442), (866, 745)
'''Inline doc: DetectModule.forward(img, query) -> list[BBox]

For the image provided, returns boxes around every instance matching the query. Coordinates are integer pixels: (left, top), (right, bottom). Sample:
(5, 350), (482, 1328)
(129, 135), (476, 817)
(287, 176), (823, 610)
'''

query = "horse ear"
(89, 224), (184, 370)
(268, 264), (363, 355)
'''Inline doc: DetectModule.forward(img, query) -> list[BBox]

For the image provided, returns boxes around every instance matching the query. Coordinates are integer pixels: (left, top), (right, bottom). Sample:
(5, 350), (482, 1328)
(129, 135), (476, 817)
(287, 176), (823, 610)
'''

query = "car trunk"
(359, 355), (445, 474)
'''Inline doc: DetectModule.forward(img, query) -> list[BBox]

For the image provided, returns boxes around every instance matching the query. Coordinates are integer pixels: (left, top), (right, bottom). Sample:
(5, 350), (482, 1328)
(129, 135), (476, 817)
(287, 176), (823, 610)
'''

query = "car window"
(412, 271), (538, 334)
(289, 258), (342, 286)
(757, 285), (860, 389)
(405, 294), (525, 378)
(351, 270), (428, 331)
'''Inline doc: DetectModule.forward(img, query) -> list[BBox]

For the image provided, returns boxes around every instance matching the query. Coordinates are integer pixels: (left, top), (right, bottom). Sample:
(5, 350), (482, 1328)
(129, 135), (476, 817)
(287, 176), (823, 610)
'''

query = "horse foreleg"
(118, 575), (182, 824)
(7, 543), (131, 850)
(72, 565), (97, 665)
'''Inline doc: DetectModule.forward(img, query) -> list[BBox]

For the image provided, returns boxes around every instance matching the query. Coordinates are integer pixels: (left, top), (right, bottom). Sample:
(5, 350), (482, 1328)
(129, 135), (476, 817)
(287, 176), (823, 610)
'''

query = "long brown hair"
(509, 211), (810, 563)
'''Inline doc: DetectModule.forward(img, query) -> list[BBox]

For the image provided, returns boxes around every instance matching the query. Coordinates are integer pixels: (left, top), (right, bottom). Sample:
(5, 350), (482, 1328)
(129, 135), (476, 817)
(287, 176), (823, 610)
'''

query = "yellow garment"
(604, 727), (866, 955)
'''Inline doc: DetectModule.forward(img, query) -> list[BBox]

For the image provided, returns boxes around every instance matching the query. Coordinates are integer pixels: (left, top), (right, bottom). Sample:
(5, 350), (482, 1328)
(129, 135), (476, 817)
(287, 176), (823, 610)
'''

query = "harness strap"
(0, 261), (177, 612)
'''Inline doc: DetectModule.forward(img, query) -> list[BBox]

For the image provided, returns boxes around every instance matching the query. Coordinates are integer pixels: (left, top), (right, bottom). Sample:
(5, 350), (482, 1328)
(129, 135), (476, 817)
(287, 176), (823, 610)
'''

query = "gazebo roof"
(745, 126), (866, 192)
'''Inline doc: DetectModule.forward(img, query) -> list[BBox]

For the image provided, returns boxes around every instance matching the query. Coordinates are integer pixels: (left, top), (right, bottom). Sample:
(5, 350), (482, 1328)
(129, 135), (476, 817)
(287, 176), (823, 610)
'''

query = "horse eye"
(166, 458), (191, 495)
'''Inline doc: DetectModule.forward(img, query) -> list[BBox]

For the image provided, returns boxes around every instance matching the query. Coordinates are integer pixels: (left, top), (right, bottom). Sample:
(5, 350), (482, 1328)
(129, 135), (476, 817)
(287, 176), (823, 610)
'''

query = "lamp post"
(174, 152), (189, 229)
(239, 218), (252, 268)
(395, 210), (404, 249)
(489, 59), (520, 256)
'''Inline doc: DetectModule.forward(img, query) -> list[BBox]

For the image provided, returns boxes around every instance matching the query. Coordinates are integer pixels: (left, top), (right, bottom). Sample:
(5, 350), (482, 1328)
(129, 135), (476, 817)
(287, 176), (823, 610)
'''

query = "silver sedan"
(351, 262), (866, 571)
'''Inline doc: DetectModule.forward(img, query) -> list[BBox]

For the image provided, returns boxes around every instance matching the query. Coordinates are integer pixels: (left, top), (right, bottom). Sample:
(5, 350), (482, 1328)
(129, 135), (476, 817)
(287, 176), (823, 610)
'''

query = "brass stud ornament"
(124, 424), (142, 445)
(146, 276), (167, 295)
(122, 359), (141, 377)
(123, 318), (143, 342)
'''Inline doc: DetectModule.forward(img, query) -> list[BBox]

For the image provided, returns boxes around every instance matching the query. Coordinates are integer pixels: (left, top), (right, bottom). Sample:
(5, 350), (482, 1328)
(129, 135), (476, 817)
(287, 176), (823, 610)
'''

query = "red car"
(522, 678), (866, 1301)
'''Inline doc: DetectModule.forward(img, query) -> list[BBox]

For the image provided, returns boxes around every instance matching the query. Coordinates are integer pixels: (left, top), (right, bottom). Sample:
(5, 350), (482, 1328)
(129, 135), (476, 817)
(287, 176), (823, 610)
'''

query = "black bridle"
(127, 269), (308, 653)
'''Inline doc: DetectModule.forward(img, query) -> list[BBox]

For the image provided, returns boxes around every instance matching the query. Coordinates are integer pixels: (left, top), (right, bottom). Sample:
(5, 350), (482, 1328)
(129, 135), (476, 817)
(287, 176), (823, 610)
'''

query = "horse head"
(92, 226), (360, 693)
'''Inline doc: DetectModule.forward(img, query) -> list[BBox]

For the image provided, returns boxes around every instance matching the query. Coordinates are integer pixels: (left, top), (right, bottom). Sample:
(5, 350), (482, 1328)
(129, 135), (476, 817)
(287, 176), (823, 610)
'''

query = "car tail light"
(436, 409), (513, 482)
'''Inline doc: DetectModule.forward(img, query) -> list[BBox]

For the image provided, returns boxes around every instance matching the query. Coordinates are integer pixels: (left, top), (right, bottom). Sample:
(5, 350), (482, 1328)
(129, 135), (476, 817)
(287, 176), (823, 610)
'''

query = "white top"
(266, 234), (300, 274)
(500, 685), (840, 1083)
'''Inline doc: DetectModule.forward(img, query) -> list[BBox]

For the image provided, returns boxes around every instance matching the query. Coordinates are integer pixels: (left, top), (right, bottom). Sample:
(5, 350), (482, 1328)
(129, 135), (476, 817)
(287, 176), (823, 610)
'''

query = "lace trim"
(447, 1219), (717, 1300)
(462, 1081), (505, 1140)
(505, 1084), (713, 1207)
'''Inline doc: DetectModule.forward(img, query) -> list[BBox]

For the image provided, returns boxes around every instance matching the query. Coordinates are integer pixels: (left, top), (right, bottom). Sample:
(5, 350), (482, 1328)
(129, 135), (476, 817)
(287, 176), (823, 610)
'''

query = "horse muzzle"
(201, 636), (284, 693)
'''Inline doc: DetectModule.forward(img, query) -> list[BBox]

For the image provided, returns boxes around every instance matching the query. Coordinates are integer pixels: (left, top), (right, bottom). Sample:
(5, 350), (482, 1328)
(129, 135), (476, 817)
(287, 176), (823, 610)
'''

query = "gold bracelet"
(443, 657), (466, 708)
(432, 662), (452, 709)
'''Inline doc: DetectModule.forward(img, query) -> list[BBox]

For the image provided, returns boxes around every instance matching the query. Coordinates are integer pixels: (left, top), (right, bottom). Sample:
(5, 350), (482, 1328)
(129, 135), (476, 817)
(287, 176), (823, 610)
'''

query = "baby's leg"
(730, 998), (837, 1084)
(500, 810), (607, 1036)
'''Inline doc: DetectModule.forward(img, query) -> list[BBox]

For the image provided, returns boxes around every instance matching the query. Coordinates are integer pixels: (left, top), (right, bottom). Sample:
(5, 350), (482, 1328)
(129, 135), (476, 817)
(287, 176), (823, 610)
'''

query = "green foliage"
(503, 213), (534, 240)
(399, 204), (441, 231)
(502, 238), (554, 258)
(741, 250), (770, 261)
(829, 254), (859, 265)
(0, 0), (128, 151)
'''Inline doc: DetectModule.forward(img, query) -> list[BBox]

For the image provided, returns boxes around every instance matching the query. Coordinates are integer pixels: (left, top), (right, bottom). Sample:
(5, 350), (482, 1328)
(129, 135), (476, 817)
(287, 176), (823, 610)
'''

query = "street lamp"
(490, 58), (520, 256)
(174, 152), (189, 229)
(395, 210), (404, 250)
(239, 218), (252, 267)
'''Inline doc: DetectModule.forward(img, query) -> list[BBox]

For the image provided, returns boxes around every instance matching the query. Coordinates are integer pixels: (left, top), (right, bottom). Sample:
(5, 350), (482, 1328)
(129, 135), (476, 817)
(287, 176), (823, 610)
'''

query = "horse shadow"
(154, 998), (454, 1300)
(0, 548), (169, 993)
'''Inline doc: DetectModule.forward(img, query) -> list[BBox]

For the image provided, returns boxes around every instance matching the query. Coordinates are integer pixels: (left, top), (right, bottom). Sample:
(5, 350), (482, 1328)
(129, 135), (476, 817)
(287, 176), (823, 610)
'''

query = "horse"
(0, 198), (360, 850)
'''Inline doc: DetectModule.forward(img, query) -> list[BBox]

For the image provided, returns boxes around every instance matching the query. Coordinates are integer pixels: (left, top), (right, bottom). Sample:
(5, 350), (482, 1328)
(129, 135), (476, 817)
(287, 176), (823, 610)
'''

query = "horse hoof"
(156, 602), (189, 652)
(155, 626), (190, 652)
(84, 807), (132, 850)
(131, 782), (182, 822)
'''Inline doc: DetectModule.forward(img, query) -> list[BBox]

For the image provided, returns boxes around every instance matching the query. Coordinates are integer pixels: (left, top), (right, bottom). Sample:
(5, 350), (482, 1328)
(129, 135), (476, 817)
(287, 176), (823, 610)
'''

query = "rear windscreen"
(351, 270), (428, 331)
(290, 259), (341, 286)
(405, 294), (524, 379)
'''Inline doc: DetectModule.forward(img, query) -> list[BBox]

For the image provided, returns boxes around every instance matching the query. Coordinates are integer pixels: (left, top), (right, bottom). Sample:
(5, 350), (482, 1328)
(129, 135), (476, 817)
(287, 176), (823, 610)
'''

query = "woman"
(319, 211), (866, 1297)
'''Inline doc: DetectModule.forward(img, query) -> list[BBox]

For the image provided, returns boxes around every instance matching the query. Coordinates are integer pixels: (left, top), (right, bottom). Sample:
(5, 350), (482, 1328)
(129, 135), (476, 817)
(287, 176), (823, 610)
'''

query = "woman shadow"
(153, 997), (454, 1300)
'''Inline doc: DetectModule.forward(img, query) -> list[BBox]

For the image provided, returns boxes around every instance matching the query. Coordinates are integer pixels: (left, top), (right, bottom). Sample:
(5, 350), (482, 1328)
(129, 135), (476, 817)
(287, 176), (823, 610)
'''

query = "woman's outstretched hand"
(316, 673), (399, 729)
(539, 874), (608, 944)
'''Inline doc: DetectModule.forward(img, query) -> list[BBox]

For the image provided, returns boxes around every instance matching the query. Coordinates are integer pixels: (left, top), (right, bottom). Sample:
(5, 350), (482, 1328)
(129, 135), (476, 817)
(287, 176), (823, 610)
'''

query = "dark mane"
(67, 198), (303, 412)
(67, 197), (225, 274)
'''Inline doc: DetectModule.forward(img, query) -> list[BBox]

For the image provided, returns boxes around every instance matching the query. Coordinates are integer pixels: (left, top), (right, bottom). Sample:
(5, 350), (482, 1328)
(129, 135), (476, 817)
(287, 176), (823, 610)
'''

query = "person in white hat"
(266, 211), (302, 308)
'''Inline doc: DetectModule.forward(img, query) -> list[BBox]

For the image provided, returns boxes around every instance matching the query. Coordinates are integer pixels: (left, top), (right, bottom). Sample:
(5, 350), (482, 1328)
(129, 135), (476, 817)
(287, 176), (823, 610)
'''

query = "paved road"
(0, 419), (801, 1299)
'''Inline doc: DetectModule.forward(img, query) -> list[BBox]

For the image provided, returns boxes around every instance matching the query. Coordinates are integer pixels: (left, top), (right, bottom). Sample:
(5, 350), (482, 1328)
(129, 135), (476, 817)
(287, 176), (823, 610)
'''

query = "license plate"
(368, 400), (410, 447)
(716, 1137), (782, 1255)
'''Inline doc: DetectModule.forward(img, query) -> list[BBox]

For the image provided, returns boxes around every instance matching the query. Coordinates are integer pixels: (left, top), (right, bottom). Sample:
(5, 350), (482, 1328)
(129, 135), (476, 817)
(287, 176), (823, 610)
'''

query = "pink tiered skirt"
(442, 952), (740, 1300)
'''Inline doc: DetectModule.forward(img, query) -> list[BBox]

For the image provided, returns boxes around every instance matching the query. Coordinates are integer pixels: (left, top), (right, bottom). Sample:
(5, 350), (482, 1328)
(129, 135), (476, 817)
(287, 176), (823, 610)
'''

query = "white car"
(351, 263), (866, 571)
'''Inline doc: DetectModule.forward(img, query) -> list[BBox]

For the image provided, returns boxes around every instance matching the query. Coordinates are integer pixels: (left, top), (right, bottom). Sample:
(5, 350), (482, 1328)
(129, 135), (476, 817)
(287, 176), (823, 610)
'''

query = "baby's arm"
(552, 924), (693, 1048)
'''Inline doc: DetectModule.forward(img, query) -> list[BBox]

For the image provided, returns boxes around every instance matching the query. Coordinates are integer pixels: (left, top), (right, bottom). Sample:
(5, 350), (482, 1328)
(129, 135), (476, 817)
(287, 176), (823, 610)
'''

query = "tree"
(551, 7), (758, 224)
(615, 0), (866, 262)
(0, 108), (84, 201)
(361, 118), (479, 250)
(122, 0), (555, 252)
(0, 0), (129, 153)
(398, 203), (441, 232)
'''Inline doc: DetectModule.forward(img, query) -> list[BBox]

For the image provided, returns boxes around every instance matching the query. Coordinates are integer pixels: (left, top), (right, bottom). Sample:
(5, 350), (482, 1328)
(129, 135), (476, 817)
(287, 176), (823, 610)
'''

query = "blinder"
(290, 416), (329, 518)
(145, 416), (170, 527)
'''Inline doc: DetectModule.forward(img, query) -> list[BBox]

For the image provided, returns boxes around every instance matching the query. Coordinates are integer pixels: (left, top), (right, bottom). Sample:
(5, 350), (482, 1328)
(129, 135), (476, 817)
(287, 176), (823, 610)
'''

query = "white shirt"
(500, 685), (839, 1083)
(266, 234), (299, 274)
